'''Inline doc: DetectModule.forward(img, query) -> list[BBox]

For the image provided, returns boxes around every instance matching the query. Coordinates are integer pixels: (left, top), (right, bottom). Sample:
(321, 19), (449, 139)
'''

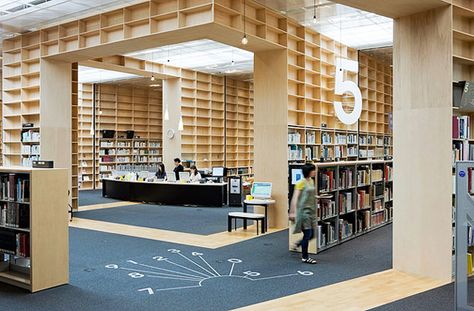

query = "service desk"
(102, 178), (227, 207)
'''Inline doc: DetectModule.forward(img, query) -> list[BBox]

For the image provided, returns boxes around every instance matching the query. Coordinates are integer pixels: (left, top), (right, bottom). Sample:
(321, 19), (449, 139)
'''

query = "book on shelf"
(318, 198), (336, 219)
(305, 131), (316, 144)
(0, 203), (29, 229)
(339, 219), (354, 239)
(384, 165), (393, 182)
(373, 199), (383, 213)
(288, 132), (302, 144)
(334, 146), (343, 159)
(321, 146), (333, 160)
(371, 212), (385, 226)
(336, 133), (347, 145)
(318, 221), (336, 248)
(357, 210), (371, 232)
(453, 115), (470, 139)
(318, 169), (336, 192)
(339, 192), (353, 214)
(288, 145), (303, 161)
(321, 132), (332, 144)
(339, 168), (354, 188)
(0, 229), (29, 257)
(357, 189), (370, 209)
(357, 167), (370, 185)
(371, 169), (383, 181)
(348, 134), (357, 144)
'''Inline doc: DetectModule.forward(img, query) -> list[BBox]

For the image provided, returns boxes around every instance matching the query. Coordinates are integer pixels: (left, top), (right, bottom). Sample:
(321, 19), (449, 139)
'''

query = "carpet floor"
(79, 190), (120, 206)
(0, 224), (392, 311)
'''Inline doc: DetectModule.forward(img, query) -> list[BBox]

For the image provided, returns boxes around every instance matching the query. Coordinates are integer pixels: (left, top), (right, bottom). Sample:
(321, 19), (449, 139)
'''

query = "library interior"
(0, 0), (468, 310)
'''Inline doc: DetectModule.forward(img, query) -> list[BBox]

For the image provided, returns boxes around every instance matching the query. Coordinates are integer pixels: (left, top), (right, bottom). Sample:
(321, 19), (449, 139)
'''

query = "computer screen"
(166, 172), (176, 182)
(212, 167), (225, 177)
(251, 182), (272, 199)
(179, 171), (190, 182)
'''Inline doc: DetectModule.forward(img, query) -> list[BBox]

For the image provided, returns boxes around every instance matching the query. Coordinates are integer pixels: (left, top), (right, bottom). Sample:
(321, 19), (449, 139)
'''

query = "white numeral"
(334, 58), (362, 125)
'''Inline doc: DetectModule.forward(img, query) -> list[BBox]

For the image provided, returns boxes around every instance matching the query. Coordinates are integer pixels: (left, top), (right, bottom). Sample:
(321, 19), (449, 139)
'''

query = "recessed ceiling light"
(150, 84), (161, 87)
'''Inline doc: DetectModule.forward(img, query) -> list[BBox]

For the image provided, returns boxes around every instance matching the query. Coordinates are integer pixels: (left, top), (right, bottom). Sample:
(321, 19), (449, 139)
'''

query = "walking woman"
(289, 163), (318, 264)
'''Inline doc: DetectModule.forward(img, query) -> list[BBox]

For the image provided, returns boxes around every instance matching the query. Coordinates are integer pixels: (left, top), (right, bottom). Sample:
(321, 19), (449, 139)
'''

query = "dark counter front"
(102, 179), (227, 207)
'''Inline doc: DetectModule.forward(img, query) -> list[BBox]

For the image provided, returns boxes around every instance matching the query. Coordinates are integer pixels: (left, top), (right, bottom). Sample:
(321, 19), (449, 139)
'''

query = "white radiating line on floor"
(198, 255), (221, 276)
(137, 263), (204, 279)
(118, 267), (202, 281)
(164, 259), (211, 278)
(229, 263), (236, 276)
(177, 253), (216, 277)
(248, 273), (299, 281)
(155, 285), (202, 292)
(146, 275), (203, 282)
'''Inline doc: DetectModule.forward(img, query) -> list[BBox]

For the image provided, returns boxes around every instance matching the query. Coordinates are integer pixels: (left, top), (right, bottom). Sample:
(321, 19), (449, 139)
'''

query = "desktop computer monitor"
(179, 171), (190, 182)
(251, 182), (272, 199)
(212, 167), (226, 177)
(166, 172), (176, 182)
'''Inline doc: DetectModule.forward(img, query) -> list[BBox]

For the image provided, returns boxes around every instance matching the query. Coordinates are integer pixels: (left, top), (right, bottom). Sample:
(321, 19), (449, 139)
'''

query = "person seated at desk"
(155, 162), (166, 179)
(189, 165), (202, 183)
(173, 158), (184, 180)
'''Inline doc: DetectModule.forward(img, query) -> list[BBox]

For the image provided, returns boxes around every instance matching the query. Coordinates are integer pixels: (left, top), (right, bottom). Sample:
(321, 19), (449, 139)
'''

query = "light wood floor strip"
(70, 218), (285, 248)
(234, 269), (448, 311)
(78, 201), (140, 212)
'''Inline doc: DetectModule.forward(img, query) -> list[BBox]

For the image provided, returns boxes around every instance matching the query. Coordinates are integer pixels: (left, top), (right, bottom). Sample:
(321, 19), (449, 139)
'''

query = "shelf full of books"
(0, 167), (68, 292)
(315, 160), (393, 252)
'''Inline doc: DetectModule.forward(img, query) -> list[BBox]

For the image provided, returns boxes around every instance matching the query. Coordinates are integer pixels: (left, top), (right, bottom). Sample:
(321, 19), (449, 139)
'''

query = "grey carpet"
(372, 278), (474, 311)
(76, 203), (252, 235)
(0, 224), (392, 311)
(79, 189), (120, 206)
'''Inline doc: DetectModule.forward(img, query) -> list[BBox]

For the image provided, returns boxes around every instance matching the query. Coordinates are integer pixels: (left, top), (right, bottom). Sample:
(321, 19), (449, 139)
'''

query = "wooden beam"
(331, 0), (450, 18)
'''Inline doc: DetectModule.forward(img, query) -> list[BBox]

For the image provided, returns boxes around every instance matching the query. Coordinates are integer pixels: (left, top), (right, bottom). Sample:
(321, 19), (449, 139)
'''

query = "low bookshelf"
(289, 160), (393, 254)
(0, 167), (68, 292)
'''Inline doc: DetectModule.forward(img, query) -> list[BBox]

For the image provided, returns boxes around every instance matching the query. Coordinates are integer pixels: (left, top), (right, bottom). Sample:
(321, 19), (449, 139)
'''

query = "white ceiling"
(126, 39), (254, 78)
(78, 66), (142, 84)
(255, 0), (393, 49)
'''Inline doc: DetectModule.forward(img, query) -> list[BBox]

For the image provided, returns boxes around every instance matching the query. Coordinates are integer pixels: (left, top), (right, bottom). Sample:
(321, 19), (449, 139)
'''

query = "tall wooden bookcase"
(78, 82), (163, 189)
(0, 167), (68, 292)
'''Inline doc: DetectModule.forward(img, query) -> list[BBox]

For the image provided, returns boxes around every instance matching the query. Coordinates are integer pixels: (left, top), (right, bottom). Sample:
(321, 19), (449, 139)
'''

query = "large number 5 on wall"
(334, 58), (362, 125)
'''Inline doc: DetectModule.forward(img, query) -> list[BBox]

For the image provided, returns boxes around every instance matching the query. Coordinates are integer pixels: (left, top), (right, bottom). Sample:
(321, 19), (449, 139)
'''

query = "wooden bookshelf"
(179, 69), (254, 173)
(289, 160), (393, 253)
(71, 63), (79, 210)
(77, 83), (163, 189)
(0, 167), (68, 292)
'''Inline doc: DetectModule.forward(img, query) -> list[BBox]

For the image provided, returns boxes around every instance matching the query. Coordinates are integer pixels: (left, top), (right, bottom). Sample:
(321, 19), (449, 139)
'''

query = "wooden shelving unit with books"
(290, 160), (393, 252)
(71, 63), (79, 209)
(77, 82), (163, 189)
(0, 167), (68, 292)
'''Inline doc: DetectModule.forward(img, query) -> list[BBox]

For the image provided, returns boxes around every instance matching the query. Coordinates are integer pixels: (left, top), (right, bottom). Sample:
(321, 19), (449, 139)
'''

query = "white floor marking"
(105, 250), (315, 295)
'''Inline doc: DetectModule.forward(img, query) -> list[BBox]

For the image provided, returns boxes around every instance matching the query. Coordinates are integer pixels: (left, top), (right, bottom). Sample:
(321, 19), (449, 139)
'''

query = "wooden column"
(162, 78), (182, 170)
(393, 5), (452, 281)
(254, 49), (288, 228)
(40, 59), (72, 204)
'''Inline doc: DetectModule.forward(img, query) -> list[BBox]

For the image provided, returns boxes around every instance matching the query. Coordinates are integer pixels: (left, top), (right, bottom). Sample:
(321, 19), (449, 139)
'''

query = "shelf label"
(334, 58), (362, 125)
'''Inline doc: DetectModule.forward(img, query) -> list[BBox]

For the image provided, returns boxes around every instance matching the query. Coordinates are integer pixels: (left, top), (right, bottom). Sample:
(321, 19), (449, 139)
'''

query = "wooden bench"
(228, 212), (266, 235)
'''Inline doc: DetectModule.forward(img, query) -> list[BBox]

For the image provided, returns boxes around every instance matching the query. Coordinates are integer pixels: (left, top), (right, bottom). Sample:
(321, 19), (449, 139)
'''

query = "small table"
(243, 199), (276, 232)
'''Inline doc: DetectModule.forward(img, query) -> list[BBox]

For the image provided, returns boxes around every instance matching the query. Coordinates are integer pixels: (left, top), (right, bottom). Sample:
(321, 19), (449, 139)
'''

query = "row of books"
(339, 192), (353, 214)
(371, 211), (385, 226)
(21, 130), (40, 143)
(357, 190), (370, 209)
(0, 175), (30, 202)
(21, 145), (40, 155)
(373, 199), (383, 213)
(357, 210), (371, 232)
(453, 115), (470, 139)
(384, 187), (393, 201)
(357, 168), (370, 185)
(0, 230), (30, 257)
(384, 206), (393, 222)
(339, 168), (354, 188)
(22, 156), (40, 167)
(321, 146), (334, 160)
(339, 219), (354, 239)
(371, 169), (383, 181)
(288, 132), (302, 144)
(288, 146), (303, 161)
(0, 203), (29, 229)
(318, 170), (336, 192)
(452, 141), (474, 162)
(322, 132), (332, 144)
(317, 222), (337, 248)
(317, 198), (337, 220)
(306, 132), (316, 144)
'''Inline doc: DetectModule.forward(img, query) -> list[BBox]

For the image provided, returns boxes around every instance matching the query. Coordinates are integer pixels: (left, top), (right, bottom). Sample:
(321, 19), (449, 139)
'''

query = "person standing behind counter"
(173, 158), (184, 180)
(189, 165), (202, 183)
(155, 162), (166, 179)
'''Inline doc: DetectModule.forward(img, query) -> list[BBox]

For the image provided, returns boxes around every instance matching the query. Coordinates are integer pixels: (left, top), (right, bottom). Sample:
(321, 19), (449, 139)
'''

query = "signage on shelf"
(334, 57), (362, 125)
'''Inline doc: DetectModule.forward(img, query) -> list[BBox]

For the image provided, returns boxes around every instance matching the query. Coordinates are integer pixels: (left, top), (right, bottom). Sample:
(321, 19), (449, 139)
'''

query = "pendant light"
(312, 0), (317, 24)
(241, 0), (248, 45)
(150, 51), (156, 81)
